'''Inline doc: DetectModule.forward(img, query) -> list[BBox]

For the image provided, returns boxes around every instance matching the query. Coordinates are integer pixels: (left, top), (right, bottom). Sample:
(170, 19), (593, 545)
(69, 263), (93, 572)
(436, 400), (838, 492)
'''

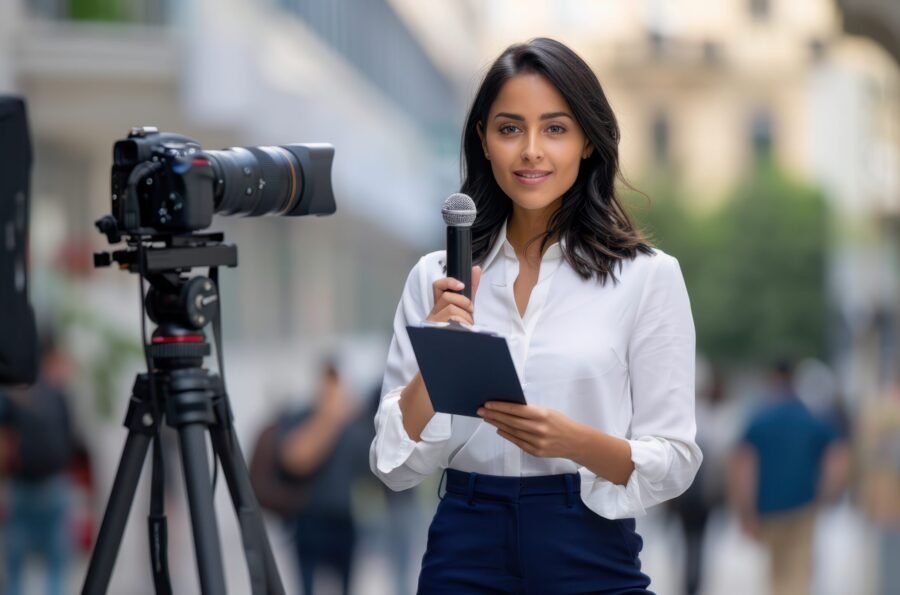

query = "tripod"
(83, 234), (285, 594)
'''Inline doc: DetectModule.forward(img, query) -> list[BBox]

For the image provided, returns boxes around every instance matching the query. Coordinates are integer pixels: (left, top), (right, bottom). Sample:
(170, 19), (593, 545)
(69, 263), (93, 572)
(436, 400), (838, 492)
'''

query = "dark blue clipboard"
(406, 324), (526, 417)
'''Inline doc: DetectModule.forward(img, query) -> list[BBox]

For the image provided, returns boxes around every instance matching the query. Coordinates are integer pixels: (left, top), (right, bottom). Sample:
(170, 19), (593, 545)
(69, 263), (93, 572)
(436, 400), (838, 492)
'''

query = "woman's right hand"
(398, 265), (482, 441)
(427, 265), (482, 325)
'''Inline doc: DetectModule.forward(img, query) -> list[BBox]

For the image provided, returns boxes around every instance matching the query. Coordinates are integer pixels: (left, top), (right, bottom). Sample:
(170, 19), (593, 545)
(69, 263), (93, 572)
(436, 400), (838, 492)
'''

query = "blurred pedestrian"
(275, 360), (371, 595)
(858, 382), (900, 595)
(668, 363), (736, 595)
(729, 360), (849, 595)
(359, 383), (422, 595)
(0, 332), (78, 595)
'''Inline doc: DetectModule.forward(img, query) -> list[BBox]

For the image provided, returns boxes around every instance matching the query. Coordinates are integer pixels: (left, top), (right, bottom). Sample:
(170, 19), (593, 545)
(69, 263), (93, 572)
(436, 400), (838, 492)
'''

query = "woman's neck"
(507, 203), (560, 263)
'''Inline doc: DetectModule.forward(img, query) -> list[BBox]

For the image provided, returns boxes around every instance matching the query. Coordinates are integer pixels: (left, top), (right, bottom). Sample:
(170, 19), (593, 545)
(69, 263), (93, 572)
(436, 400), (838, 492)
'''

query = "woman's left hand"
(477, 401), (582, 460)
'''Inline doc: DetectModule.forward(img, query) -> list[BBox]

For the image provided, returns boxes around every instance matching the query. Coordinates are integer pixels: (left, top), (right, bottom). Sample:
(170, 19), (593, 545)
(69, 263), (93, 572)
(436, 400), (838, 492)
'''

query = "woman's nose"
(521, 132), (543, 162)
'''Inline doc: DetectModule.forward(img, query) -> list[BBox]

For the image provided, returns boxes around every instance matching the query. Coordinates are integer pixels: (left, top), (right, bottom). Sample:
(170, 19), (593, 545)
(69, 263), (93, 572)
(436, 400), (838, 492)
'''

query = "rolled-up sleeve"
(579, 253), (703, 518)
(370, 256), (452, 491)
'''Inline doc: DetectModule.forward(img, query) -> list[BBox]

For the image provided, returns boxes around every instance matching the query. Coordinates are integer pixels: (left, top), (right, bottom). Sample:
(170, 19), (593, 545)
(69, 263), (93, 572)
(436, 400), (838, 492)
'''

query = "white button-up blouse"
(370, 220), (702, 519)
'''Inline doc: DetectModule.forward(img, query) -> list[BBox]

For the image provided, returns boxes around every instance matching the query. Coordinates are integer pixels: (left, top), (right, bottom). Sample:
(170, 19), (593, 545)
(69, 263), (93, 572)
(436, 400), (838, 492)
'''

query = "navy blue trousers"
(417, 470), (653, 595)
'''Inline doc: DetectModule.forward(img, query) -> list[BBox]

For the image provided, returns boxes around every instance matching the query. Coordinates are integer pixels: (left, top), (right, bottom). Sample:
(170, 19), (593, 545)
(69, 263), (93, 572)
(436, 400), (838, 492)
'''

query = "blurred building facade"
(2, 0), (478, 348)
(471, 0), (900, 409)
(1, 1), (477, 591)
(2, 1), (899, 592)
(10, 0), (895, 406)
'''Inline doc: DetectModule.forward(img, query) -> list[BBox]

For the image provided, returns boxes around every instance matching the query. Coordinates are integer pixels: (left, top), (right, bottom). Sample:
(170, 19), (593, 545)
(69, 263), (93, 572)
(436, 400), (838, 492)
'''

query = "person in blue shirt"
(730, 360), (849, 595)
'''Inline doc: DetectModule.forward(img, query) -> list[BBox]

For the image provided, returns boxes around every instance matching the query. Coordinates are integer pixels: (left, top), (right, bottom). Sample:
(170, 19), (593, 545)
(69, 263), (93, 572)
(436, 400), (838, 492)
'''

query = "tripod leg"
(178, 424), (228, 595)
(82, 431), (152, 595)
(210, 419), (286, 595)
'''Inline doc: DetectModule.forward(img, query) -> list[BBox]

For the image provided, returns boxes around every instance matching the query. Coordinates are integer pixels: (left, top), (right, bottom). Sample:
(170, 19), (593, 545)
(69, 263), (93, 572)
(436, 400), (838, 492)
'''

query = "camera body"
(112, 128), (215, 233)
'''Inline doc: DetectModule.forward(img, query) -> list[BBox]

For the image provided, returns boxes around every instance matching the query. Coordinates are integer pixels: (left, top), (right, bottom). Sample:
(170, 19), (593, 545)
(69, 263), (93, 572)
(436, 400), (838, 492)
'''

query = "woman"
(370, 37), (702, 594)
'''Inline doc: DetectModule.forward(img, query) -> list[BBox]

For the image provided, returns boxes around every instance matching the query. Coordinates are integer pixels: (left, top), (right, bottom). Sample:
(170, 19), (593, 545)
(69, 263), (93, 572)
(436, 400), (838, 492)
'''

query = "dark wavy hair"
(461, 37), (653, 284)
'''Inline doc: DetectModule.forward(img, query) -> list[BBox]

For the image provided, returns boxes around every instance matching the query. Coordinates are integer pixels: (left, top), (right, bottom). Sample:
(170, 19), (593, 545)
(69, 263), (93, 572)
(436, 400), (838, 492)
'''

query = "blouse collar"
(480, 218), (565, 273)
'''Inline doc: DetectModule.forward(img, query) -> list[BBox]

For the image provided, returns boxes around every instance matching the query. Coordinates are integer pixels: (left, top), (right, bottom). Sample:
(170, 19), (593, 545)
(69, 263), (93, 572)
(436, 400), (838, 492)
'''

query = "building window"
(647, 31), (667, 59)
(702, 41), (722, 65)
(751, 109), (774, 163)
(749, 0), (770, 21)
(652, 112), (671, 167)
(809, 38), (827, 63)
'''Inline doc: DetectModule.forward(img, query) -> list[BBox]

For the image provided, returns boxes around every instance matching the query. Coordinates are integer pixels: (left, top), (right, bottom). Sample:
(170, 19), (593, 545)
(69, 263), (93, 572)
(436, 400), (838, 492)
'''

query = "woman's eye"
(547, 124), (566, 134)
(499, 124), (520, 135)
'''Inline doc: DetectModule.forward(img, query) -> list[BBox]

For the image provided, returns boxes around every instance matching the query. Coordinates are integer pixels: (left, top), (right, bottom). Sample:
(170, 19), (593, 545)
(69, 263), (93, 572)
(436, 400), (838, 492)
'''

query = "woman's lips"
(513, 170), (552, 186)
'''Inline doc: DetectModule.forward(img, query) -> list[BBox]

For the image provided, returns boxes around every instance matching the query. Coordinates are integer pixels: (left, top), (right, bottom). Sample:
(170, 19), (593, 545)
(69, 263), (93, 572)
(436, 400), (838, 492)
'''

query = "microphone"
(441, 193), (477, 299)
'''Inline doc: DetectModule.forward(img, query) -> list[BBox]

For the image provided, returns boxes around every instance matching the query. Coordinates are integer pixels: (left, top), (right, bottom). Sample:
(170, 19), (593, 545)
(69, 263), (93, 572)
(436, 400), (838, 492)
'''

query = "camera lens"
(206, 146), (298, 216)
(204, 144), (335, 218)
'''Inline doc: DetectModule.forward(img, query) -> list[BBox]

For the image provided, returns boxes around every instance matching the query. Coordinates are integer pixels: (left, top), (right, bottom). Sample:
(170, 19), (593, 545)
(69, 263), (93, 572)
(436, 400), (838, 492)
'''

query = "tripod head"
(94, 216), (236, 365)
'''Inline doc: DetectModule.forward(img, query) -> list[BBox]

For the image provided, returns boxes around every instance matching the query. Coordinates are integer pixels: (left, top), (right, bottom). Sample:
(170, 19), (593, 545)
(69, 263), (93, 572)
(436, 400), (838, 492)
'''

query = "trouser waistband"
(442, 468), (580, 507)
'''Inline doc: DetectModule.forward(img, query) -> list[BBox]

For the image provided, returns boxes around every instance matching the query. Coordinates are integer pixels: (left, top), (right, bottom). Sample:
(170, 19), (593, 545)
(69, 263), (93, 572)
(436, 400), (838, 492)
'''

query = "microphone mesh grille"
(441, 193), (477, 227)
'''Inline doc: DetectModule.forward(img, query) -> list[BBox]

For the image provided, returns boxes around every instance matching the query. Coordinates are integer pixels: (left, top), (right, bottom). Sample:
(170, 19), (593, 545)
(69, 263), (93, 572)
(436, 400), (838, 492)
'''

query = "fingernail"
(455, 281), (464, 289)
(476, 408), (484, 416)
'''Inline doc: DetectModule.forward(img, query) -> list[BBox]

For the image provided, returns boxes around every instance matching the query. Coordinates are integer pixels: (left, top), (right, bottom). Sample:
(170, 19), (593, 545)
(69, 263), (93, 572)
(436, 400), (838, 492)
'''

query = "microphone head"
(441, 193), (477, 227)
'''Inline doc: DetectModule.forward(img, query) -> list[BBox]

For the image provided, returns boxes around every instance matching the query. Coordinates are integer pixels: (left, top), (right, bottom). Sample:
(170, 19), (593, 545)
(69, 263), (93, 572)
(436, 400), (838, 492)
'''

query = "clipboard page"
(406, 323), (526, 417)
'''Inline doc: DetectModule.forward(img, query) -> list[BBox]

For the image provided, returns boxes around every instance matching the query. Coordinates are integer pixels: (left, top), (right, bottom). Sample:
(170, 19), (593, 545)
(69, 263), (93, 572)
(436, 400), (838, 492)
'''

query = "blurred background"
(0, 0), (898, 593)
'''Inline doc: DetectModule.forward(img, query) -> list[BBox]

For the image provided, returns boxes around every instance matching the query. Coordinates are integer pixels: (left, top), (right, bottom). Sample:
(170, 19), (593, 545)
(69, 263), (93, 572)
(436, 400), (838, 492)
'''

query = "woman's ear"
(477, 122), (489, 160)
(582, 143), (594, 160)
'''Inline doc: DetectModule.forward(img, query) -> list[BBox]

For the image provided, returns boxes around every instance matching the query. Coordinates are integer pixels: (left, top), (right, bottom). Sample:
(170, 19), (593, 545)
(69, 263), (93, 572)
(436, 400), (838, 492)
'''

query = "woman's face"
(479, 73), (592, 216)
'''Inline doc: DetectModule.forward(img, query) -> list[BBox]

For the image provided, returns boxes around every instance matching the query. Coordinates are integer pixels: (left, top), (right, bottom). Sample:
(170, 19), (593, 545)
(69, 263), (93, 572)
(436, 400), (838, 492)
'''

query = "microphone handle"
(446, 226), (472, 300)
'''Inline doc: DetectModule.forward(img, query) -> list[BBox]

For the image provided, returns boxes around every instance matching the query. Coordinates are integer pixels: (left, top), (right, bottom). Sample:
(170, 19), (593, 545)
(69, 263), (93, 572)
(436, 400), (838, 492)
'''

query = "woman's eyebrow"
(539, 111), (574, 121)
(493, 111), (574, 121)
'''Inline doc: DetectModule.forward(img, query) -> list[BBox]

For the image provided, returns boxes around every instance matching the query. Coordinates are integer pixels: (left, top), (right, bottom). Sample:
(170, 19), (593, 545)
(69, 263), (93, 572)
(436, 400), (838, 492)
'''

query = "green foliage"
(68, 0), (127, 22)
(627, 165), (829, 366)
(59, 306), (144, 419)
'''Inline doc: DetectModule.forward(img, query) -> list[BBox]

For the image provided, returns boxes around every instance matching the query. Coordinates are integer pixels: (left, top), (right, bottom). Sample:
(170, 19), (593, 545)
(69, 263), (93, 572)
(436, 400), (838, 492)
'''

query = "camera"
(110, 126), (336, 235)
(83, 125), (336, 594)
